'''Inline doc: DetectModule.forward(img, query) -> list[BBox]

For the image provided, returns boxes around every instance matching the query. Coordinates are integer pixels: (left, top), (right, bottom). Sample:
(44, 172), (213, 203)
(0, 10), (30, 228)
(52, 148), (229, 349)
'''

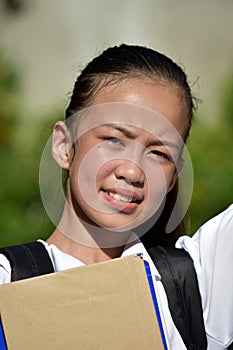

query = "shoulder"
(38, 240), (84, 271)
(176, 204), (233, 261)
(0, 253), (11, 284)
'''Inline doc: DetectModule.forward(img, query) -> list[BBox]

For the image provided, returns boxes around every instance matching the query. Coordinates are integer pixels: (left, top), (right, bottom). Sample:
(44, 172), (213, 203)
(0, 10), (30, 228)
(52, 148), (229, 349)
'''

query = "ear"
(52, 121), (74, 169)
(167, 158), (184, 192)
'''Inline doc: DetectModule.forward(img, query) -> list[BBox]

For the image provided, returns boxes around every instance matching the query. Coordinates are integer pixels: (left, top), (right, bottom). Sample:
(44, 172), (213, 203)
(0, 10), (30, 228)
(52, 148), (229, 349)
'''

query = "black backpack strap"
(148, 246), (207, 350)
(0, 241), (54, 282)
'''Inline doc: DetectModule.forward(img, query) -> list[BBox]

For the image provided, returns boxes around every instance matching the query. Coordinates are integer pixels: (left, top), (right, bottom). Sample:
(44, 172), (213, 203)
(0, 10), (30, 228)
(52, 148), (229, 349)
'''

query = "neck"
(46, 201), (132, 264)
(46, 229), (125, 264)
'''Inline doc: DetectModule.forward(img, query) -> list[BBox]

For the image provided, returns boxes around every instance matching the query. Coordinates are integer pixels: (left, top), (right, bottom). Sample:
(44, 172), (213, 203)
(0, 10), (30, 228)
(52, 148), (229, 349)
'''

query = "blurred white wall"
(0, 0), (233, 120)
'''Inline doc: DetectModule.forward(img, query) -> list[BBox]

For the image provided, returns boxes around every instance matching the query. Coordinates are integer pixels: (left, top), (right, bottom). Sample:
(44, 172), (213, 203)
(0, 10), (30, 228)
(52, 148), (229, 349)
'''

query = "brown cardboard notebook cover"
(0, 254), (164, 349)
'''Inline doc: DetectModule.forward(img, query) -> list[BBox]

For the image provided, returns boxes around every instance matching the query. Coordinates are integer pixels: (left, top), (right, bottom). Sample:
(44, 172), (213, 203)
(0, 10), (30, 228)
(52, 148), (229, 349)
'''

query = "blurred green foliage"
(0, 50), (232, 245)
(0, 51), (56, 245)
(187, 72), (233, 234)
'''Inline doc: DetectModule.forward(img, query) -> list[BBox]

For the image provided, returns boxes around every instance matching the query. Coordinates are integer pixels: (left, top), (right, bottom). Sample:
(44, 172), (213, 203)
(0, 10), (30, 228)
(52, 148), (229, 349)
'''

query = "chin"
(94, 216), (142, 232)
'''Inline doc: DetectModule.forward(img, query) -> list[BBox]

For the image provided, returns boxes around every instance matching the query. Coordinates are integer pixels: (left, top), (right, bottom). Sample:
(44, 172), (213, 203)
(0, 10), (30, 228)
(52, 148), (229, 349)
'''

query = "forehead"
(70, 102), (185, 150)
(91, 78), (189, 138)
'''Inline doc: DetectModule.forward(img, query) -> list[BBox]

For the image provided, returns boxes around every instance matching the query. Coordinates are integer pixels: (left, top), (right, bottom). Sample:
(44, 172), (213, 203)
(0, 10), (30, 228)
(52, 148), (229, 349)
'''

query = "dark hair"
(65, 44), (195, 246)
(66, 44), (195, 141)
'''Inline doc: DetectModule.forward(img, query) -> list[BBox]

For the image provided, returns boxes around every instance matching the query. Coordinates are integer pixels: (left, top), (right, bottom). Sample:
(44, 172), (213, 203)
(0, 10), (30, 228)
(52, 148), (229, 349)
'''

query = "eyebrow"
(103, 123), (136, 138)
(101, 123), (181, 150)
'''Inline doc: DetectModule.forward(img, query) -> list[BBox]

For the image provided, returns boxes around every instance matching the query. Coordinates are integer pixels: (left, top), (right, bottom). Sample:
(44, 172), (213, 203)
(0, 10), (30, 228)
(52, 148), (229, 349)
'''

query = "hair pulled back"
(66, 44), (195, 141)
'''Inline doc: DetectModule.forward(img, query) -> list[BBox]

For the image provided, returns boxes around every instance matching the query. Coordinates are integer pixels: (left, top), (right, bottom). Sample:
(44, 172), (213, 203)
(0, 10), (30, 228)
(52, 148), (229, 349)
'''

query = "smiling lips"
(101, 188), (142, 212)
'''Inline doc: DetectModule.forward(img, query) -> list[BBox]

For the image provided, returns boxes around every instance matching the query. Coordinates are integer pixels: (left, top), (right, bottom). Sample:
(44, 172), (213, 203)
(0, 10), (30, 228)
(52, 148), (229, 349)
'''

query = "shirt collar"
(121, 234), (161, 281)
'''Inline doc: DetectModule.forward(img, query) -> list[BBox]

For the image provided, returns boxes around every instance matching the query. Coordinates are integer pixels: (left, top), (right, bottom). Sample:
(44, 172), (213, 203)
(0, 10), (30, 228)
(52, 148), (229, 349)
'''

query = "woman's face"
(63, 78), (188, 231)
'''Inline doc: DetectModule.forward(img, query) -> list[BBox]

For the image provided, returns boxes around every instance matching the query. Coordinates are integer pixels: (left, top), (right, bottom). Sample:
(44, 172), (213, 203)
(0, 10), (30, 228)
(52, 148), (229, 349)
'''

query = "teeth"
(108, 192), (132, 203)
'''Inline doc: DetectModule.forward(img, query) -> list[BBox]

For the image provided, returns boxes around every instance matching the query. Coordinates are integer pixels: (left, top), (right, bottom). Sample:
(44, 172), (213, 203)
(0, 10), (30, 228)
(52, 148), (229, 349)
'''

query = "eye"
(149, 150), (173, 162)
(102, 137), (125, 147)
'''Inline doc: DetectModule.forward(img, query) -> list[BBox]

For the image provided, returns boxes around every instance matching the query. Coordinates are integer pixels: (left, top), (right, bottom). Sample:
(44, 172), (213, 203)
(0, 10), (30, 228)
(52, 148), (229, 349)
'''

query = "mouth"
(100, 188), (143, 213)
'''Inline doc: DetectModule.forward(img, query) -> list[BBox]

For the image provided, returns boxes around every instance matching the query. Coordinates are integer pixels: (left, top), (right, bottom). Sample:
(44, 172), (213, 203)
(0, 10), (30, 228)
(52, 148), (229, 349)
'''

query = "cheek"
(70, 149), (119, 215)
(95, 160), (116, 185)
(70, 143), (105, 183)
(144, 166), (168, 200)
(70, 155), (100, 204)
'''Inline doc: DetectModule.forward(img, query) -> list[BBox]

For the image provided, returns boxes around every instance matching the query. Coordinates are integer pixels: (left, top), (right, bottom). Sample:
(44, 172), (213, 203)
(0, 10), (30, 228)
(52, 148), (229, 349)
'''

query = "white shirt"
(0, 204), (233, 349)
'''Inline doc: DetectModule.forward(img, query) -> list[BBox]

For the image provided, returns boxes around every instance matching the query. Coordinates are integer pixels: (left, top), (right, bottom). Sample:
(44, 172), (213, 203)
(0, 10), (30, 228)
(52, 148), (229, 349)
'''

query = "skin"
(47, 78), (188, 264)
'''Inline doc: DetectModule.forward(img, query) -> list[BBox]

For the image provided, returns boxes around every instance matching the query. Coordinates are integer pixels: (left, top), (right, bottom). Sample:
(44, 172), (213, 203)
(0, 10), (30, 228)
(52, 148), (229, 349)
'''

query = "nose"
(114, 160), (145, 186)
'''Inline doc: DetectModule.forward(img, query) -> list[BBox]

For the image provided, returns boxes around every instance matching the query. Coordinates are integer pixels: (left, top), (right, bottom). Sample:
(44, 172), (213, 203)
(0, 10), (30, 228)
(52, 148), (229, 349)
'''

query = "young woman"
(0, 44), (232, 349)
